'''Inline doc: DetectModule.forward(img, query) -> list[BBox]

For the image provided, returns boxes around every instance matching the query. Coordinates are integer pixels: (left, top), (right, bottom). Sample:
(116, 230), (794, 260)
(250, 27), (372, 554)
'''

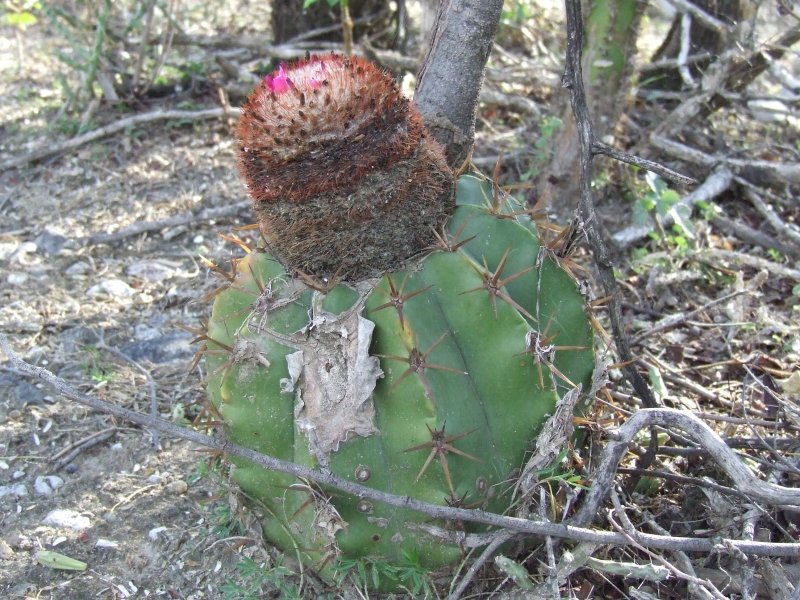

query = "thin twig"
(631, 289), (751, 344)
(84, 201), (251, 246)
(740, 183), (800, 249)
(0, 107), (236, 172)
(591, 141), (696, 187)
(447, 530), (516, 600)
(97, 338), (159, 448)
(651, 134), (800, 185)
(3, 334), (799, 557)
(50, 427), (117, 471)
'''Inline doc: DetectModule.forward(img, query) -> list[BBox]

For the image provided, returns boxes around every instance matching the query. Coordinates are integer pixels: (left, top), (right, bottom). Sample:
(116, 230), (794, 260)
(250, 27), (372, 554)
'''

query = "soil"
(0, 11), (291, 599)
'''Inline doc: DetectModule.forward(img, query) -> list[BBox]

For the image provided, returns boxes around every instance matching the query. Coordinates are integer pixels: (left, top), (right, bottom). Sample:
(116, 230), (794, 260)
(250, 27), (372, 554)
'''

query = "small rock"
(95, 539), (119, 549)
(35, 227), (71, 256)
(0, 242), (17, 260)
(10, 241), (37, 263)
(0, 538), (14, 559)
(65, 464), (77, 475)
(87, 279), (135, 299)
(192, 235), (204, 244)
(166, 480), (188, 495)
(0, 484), (28, 498)
(0, 373), (44, 408)
(120, 332), (193, 364)
(12, 470), (24, 480)
(7, 272), (28, 285)
(43, 509), (91, 531)
(126, 260), (177, 283)
(148, 526), (167, 540)
(147, 474), (162, 484)
(64, 261), (90, 278)
(58, 326), (100, 356)
(34, 475), (65, 496)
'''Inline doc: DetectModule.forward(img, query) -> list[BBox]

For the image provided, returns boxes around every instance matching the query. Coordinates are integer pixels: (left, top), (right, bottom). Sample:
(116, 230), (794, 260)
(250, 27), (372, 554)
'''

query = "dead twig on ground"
(84, 201), (251, 246)
(571, 406), (800, 536)
(447, 530), (516, 600)
(651, 134), (800, 185)
(50, 427), (117, 471)
(739, 182), (800, 250)
(3, 334), (799, 557)
(632, 288), (752, 344)
(0, 107), (236, 172)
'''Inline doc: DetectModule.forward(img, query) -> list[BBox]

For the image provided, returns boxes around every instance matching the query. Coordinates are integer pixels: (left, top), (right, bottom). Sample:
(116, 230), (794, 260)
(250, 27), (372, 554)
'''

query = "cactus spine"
(202, 55), (594, 584)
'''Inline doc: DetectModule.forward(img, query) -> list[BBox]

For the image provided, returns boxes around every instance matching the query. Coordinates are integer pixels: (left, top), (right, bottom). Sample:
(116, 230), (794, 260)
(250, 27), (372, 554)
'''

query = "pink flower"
(265, 64), (291, 94)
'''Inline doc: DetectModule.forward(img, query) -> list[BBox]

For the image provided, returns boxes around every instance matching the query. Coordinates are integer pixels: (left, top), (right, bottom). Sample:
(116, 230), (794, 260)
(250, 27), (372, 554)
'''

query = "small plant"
(633, 171), (698, 252)
(81, 345), (115, 384)
(521, 115), (563, 181)
(221, 556), (301, 600)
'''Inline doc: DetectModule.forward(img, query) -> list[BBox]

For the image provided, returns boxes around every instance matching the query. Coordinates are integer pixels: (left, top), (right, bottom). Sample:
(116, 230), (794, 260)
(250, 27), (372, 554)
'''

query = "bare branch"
(572, 407), (800, 531)
(3, 334), (799, 557)
(562, 0), (659, 415)
(0, 107), (235, 172)
(592, 140), (697, 187)
(83, 201), (251, 246)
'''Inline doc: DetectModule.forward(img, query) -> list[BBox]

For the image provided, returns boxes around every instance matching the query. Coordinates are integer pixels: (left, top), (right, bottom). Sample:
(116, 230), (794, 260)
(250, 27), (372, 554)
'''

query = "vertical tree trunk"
(271, 0), (387, 44)
(644, 0), (745, 92)
(535, 0), (645, 215)
(414, 0), (504, 170)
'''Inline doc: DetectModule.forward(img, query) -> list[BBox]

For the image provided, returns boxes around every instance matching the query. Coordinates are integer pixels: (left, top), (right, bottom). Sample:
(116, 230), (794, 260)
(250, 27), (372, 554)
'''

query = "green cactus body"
(204, 174), (594, 581)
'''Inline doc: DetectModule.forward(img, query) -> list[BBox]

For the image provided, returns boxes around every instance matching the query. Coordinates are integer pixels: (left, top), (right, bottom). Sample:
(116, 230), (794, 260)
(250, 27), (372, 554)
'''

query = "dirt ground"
(0, 7), (287, 598)
(1, 2), (799, 599)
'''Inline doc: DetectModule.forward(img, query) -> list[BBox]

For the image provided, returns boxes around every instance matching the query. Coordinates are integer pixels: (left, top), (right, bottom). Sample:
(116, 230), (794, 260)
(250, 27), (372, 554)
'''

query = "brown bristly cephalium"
(237, 53), (455, 281)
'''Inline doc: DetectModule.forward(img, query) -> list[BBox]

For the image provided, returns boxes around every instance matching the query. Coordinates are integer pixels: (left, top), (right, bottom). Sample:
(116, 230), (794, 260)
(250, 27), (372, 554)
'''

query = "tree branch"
(571, 408), (800, 530)
(3, 333), (799, 557)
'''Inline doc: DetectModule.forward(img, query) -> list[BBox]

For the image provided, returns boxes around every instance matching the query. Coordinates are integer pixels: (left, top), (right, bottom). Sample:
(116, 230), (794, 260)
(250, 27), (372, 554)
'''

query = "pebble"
(64, 261), (90, 278)
(87, 278), (136, 299)
(0, 484), (28, 499)
(11, 241), (37, 263)
(126, 260), (178, 283)
(120, 332), (194, 364)
(7, 272), (28, 285)
(43, 509), (91, 531)
(34, 475), (65, 496)
(166, 480), (188, 495)
(35, 227), (71, 256)
(0, 373), (45, 407)
(12, 470), (24, 480)
(0, 539), (14, 559)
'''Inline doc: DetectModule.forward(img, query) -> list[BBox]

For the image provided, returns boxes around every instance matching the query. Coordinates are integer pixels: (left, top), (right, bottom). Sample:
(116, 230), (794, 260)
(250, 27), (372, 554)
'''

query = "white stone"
(34, 475), (65, 496)
(87, 278), (135, 298)
(43, 509), (91, 531)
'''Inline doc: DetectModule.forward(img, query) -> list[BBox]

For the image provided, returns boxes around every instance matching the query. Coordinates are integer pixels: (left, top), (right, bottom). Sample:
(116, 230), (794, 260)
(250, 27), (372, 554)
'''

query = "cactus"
(201, 55), (594, 584)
